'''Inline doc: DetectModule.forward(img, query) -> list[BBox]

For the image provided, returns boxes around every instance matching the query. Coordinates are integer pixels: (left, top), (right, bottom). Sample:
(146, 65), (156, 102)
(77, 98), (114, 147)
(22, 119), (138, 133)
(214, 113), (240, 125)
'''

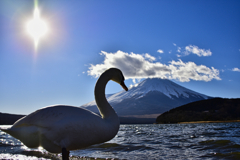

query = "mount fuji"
(81, 78), (212, 123)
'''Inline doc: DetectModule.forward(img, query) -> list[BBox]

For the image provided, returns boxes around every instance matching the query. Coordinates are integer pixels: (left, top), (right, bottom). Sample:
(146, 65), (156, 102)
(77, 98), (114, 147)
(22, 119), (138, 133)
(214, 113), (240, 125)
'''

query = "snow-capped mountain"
(81, 78), (212, 118)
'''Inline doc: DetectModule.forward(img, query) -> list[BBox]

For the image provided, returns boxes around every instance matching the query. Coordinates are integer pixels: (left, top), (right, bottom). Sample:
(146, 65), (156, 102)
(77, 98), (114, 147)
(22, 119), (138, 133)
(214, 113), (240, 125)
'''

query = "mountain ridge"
(156, 98), (240, 124)
(0, 112), (25, 125)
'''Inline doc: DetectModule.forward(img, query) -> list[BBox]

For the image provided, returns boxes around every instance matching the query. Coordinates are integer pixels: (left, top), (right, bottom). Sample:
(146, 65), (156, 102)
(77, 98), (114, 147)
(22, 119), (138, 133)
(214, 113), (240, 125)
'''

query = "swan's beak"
(120, 81), (128, 91)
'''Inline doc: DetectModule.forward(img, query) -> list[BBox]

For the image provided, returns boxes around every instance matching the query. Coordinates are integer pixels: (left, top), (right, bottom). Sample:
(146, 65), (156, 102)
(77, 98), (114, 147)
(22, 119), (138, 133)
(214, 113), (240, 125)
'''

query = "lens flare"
(26, 1), (49, 50)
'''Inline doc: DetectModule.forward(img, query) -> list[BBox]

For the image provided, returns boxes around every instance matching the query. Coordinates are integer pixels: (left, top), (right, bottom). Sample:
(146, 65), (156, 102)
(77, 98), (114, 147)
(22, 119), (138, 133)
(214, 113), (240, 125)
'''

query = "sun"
(26, 7), (49, 49)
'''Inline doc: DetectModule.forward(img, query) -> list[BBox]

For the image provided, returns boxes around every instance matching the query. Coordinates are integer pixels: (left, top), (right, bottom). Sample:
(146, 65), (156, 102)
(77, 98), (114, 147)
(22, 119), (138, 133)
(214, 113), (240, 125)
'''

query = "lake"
(1, 122), (240, 159)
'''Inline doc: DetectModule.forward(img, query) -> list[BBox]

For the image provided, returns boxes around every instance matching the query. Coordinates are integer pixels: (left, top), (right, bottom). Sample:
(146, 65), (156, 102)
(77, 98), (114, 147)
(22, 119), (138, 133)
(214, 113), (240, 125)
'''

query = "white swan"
(0, 68), (128, 160)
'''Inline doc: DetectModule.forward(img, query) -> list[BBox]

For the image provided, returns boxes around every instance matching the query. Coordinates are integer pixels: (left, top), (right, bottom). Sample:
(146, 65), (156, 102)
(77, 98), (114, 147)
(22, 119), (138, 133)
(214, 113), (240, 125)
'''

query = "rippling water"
(1, 123), (240, 160)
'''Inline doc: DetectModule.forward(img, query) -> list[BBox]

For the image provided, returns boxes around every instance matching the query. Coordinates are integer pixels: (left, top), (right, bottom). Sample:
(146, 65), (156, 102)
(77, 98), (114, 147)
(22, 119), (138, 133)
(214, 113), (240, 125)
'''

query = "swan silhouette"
(0, 68), (128, 160)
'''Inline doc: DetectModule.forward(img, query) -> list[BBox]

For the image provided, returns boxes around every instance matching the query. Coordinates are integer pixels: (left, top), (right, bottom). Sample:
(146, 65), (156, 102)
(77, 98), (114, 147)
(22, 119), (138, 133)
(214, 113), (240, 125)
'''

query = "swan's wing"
(12, 105), (100, 129)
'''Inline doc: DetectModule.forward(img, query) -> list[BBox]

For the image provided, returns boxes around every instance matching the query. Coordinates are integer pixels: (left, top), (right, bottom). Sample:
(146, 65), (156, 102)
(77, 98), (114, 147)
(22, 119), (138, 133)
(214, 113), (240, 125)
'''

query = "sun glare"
(26, 7), (49, 49)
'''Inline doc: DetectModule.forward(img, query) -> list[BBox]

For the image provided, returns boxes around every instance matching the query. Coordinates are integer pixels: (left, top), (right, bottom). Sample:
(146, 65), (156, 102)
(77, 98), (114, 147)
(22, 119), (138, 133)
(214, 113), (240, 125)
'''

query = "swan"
(0, 68), (128, 160)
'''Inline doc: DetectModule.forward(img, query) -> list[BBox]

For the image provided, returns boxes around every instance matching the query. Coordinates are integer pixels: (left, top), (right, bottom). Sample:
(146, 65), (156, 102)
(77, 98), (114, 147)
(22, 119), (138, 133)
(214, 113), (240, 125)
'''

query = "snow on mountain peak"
(130, 78), (208, 99)
(108, 78), (209, 102)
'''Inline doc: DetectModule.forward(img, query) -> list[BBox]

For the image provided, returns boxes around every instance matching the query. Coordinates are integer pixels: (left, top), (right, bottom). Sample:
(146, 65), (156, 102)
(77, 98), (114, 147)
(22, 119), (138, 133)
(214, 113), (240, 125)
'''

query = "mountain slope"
(0, 112), (25, 125)
(81, 78), (212, 118)
(156, 98), (240, 124)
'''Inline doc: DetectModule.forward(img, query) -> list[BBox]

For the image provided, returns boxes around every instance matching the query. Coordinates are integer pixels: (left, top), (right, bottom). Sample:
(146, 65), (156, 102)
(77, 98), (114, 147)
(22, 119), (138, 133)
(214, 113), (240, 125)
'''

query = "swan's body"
(3, 105), (119, 153)
(0, 68), (128, 159)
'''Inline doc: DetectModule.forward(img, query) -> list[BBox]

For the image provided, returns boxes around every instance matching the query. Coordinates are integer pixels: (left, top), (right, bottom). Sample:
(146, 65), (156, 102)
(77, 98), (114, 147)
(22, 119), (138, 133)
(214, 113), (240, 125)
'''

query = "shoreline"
(178, 120), (240, 124)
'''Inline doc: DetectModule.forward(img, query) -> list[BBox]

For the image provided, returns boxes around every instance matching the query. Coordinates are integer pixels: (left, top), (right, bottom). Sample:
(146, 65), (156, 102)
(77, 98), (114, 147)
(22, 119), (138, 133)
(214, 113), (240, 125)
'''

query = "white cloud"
(232, 68), (240, 72)
(144, 53), (156, 61)
(157, 49), (164, 54)
(177, 47), (181, 53)
(168, 59), (220, 82)
(173, 44), (212, 57)
(184, 45), (212, 57)
(88, 50), (221, 82)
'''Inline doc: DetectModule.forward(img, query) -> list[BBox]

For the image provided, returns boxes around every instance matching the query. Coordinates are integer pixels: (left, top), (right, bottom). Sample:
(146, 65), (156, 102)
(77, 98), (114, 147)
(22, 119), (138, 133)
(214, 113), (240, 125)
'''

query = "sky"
(0, 0), (240, 115)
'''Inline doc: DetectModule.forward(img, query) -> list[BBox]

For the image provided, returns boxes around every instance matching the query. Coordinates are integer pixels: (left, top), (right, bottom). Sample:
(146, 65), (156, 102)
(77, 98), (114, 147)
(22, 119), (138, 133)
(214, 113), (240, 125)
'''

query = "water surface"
(1, 123), (240, 159)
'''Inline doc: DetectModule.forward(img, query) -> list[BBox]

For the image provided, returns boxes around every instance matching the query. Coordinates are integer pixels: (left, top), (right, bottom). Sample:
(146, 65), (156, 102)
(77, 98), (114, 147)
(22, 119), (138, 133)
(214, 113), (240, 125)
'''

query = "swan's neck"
(94, 73), (118, 120)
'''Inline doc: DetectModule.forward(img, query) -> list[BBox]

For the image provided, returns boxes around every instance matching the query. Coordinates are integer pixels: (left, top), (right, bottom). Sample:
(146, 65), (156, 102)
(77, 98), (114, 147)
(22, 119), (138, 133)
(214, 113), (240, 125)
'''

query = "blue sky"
(0, 0), (240, 114)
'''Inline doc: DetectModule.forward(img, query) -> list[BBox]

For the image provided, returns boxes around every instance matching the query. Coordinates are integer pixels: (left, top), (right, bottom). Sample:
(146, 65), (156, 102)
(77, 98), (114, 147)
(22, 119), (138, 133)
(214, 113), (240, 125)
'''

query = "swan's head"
(107, 68), (128, 91)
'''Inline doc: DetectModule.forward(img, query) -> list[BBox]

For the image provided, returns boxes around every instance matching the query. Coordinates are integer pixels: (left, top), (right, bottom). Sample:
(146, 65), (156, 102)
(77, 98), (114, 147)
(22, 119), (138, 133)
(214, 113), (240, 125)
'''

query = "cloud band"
(88, 50), (221, 82)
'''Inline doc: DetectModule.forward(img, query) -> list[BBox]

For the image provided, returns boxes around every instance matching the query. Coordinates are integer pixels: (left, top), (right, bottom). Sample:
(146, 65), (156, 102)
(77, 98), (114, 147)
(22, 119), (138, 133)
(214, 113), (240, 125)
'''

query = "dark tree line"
(0, 113), (25, 125)
(156, 98), (240, 124)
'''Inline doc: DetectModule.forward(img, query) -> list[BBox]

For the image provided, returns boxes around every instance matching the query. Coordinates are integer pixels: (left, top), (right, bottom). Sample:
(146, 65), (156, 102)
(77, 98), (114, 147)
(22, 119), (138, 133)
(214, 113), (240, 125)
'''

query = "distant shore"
(178, 120), (240, 124)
